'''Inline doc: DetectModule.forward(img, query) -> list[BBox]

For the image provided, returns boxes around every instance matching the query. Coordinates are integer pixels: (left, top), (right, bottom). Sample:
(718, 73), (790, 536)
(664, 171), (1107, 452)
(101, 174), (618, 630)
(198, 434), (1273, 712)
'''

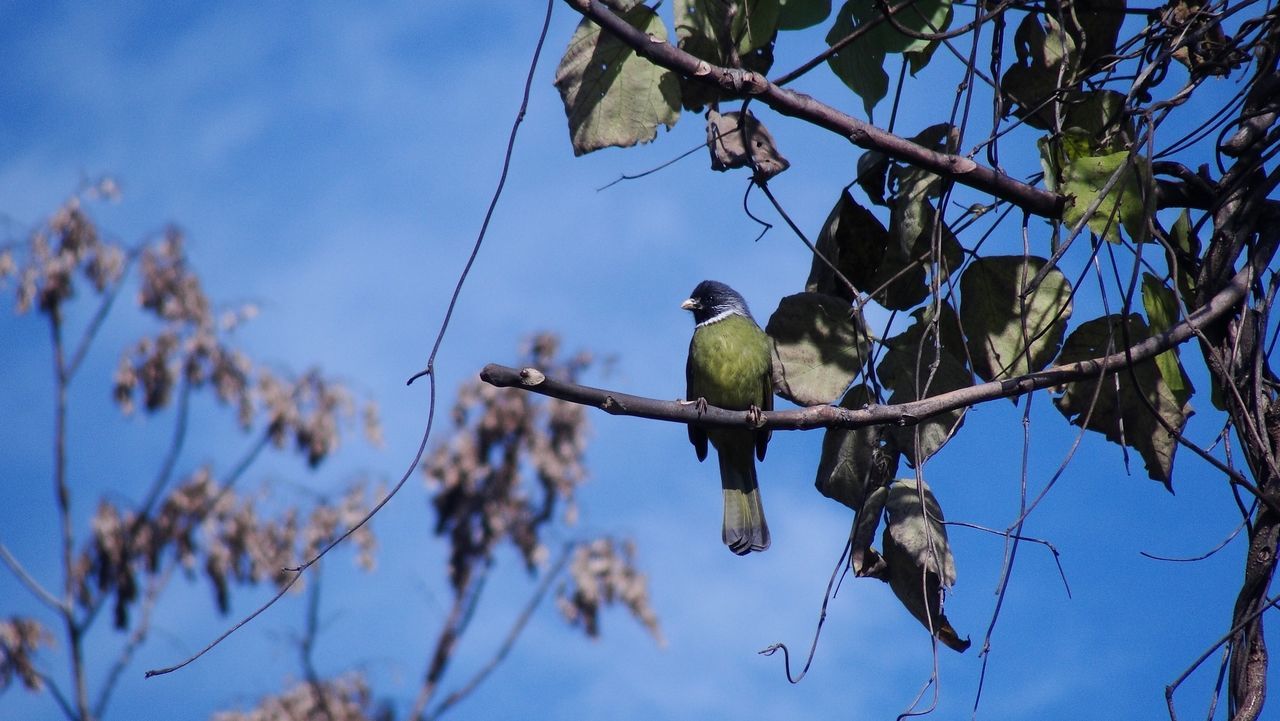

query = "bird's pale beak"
(681, 298), (698, 311)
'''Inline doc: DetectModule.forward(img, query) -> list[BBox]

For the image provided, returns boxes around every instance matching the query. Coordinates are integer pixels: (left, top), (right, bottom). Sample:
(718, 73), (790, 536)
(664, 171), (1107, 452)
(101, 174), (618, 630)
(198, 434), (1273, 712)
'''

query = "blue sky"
(0, 3), (1268, 720)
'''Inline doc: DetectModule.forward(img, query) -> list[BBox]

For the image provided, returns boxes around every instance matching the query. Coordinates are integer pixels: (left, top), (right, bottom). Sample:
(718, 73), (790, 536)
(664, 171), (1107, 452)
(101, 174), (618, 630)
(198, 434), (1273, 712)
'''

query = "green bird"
(682, 280), (773, 555)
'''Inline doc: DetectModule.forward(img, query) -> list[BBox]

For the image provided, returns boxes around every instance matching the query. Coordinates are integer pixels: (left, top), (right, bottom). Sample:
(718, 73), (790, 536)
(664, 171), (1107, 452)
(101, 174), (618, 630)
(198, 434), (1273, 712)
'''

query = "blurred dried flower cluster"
(85, 470), (378, 628)
(212, 674), (382, 721)
(424, 333), (592, 590)
(1, 186), (382, 703)
(0, 617), (51, 692)
(1, 182), (125, 315)
(2, 188), (661, 720)
(424, 333), (660, 643)
(557, 538), (663, 645)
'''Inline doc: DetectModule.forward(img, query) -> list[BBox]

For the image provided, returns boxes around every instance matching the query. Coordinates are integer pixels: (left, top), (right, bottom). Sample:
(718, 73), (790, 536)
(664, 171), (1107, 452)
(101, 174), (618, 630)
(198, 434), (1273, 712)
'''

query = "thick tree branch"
(563, 0), (1209, 218)
(566, 0), (1060, 217)
(483, 259), (1255, 431)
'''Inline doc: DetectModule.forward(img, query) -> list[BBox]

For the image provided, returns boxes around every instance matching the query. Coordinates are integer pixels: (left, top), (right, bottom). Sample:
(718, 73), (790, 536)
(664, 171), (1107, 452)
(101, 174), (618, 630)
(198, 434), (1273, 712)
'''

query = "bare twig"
(48, 305), (91, 721)
(0, 543), (69, 614)
(426, 542), (576, 720)
(1165, 591), (1280, 719)
(758, 537), (852, 683)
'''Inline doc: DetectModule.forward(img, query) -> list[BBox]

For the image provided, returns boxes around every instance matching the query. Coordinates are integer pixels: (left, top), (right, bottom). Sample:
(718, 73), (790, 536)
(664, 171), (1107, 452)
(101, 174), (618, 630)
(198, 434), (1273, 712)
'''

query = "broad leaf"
(1167, 209), (1200, 301)
(805, 190), (887, 303)
(766, 292), (869, 405)
(674, 0), (780, 110)
(851, 484), (888, 576)
(1052, 314), (1193, 488)
(1062, 0), (1125, 70)
(857, 149), (890, 206)
(877, 304), (971, 464)
(778, 0), (831, 29)
(676, 0), (781, 55)
(1040, 132), (1152, 243)
(826, 0), (952, 118)
(1062, 90), (1131, 148)
(1000, 14), (1078, 130)
(882, 478), (969, 652)
(889, 125), (952, 251)
(554, 6), (681, 156)
(1141, 273), (1194, 408)
(960, 255), (1073, 381)
(814, 385), (898, 510)
(806, 190), (961, 312)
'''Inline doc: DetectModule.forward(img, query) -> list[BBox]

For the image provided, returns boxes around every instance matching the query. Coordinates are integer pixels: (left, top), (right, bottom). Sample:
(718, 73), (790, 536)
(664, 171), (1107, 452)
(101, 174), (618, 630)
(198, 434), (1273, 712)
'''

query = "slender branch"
(64, 249), (138, 381)
(48, 305), (91, 721)
(1165, 590), (1280, 719)
(0, 543), (70, 614)
(425, 543), (576, 721)
(93, 566), (171, 719)
(758, 537), (852, 683)
(482, 258), (1258, 431)
(411, 563), (492, 720)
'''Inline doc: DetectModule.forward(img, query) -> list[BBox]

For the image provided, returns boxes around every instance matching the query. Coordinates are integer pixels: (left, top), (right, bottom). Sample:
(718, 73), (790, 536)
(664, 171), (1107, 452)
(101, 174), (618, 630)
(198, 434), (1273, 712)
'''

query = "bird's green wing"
(686, 341), (708, 462)
(755, 330), (773, 462)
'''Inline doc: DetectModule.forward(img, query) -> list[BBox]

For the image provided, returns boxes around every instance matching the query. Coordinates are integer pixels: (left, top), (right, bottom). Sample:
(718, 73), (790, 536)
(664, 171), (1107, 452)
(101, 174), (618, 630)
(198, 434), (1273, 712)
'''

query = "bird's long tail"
(718, 451), (770, 555)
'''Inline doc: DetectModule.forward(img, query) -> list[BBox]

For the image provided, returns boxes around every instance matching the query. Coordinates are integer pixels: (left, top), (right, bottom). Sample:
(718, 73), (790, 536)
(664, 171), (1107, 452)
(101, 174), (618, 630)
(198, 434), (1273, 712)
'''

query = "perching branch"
(483, 257), (1256, 432)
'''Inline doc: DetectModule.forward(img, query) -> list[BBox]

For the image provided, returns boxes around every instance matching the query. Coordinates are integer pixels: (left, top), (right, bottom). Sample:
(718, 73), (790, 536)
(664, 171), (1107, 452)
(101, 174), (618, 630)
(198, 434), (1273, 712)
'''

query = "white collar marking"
(696, 309), (737, 328)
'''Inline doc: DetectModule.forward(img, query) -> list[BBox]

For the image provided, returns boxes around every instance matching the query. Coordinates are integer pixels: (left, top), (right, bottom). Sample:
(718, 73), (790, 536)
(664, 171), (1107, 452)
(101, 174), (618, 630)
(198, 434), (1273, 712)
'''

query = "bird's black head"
(681, 280), (753, 325)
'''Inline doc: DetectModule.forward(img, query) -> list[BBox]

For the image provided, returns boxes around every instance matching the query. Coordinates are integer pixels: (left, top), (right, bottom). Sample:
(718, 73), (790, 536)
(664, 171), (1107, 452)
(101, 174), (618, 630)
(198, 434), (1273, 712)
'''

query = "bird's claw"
(678, 397), (710, 415)
(746, 404), (765, 428)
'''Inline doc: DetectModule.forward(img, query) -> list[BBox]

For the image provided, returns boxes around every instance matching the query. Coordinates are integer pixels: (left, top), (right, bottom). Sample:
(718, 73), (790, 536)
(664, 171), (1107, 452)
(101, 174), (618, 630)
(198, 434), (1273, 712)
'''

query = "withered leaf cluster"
(2, 186), (125, 315)
(556, 538), (663, 645)
(85, 469), (378, 629)
(2, 188), (380, 636)
(211, 673), (383, 721)
(0, 617), (51, 692)
(425, 334), (592, 591)
(426, 335), (663, 642)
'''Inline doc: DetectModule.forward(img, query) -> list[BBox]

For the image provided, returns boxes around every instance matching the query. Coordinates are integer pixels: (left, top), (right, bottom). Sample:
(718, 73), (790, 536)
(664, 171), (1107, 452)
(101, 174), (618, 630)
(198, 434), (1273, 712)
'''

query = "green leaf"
(805, 190), (887, 303)
(881, 209), (963, 311)
(888, 125), (952, 251)
(1167, 209), (1200, 301)
(806, 189), (960, 311)
(766, 292), (870, 405)
(1141, 273), (1194, 408)
(1041, 133), (1152, 243)
(960, 255), (1073, 381)
(850, 483), (888, 576)
(676, 0), (781, 55)
(778, 0), (831, 29)
(882, 478), (969, 652)
(856, 149), (890, 206)
(1052, 314), (1193, 488)
(826, 0), (951, 118)
(877, 304), (971, 464)
(1000, 14), (1078, 130)
(674, 0), (779, 111)
(554, 6), (681, 156)
(814, 385), (898, 510)
(1062, 0), (1125, 70)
